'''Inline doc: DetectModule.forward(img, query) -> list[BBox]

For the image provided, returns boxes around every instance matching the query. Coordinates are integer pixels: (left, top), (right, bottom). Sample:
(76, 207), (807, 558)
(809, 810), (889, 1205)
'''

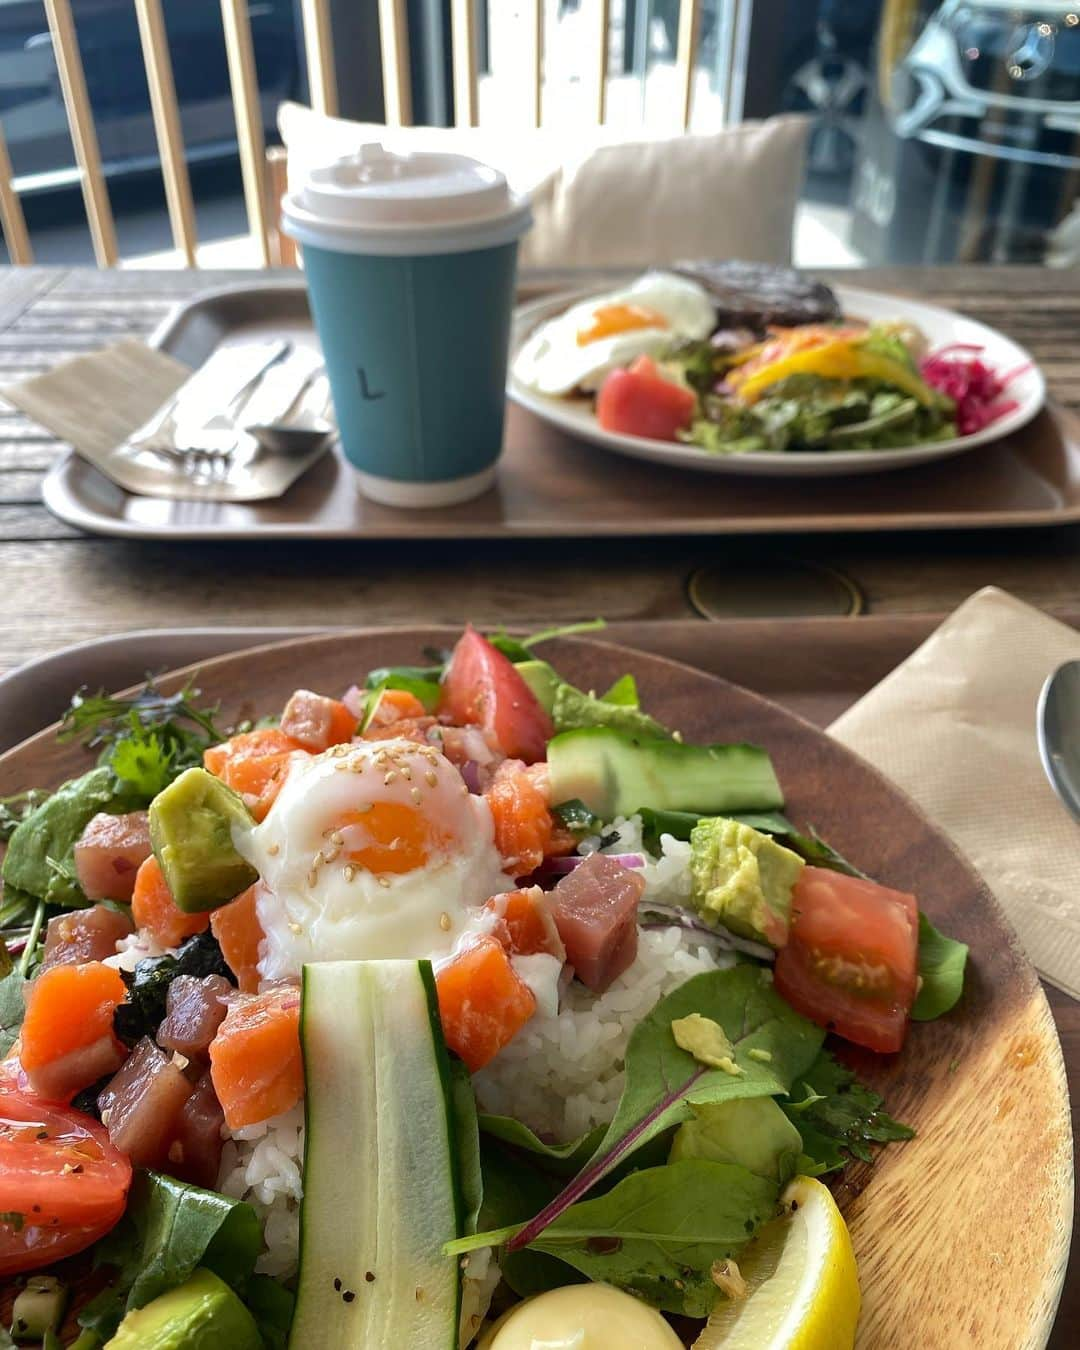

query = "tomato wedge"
(440, 626), (553, 764)
(596, 355), (697, 441)
(0, 1090), (132, 1275)
(773, 866), (919, 1054)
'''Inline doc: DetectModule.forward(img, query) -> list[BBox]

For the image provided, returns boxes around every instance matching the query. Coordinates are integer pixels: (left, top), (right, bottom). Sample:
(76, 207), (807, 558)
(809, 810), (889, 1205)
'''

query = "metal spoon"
(246, 368), (335, 457)
(1037, 659), (1080, 820)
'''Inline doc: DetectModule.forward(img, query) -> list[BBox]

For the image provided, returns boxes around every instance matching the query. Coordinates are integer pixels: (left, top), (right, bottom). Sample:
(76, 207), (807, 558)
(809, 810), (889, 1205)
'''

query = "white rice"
(215, 816), (709, 1276)
(217, 1103), (305, 1277)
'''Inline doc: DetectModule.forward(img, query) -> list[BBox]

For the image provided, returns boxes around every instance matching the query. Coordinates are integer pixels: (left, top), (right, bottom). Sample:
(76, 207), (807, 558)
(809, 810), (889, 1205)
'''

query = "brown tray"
(40, 283), (1080, 540)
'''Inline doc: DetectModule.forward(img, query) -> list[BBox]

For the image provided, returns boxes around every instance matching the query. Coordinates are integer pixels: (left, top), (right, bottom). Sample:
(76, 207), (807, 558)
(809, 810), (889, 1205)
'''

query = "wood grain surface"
(0, 627), (1070, 1349)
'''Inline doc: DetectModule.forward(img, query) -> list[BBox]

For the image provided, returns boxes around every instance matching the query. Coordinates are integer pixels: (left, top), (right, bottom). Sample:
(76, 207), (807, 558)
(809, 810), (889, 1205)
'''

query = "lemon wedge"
(692, 1176), (860, 1350)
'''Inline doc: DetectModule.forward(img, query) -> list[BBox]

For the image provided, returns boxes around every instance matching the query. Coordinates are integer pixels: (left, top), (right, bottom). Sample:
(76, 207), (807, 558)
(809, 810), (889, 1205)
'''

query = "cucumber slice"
(290, 960), (463, 1349)
(548, 726), (783, 821)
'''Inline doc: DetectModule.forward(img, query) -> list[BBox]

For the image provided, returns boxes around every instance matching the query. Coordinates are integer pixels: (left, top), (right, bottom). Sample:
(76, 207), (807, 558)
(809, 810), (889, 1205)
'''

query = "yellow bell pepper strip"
(730, 335), (937, 407)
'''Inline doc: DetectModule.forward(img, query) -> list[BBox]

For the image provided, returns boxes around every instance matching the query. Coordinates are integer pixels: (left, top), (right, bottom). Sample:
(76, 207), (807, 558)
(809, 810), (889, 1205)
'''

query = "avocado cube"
(107, 1267), (262, 1349)
(149, 767), (258, 913)
(689, 817), (804, 947)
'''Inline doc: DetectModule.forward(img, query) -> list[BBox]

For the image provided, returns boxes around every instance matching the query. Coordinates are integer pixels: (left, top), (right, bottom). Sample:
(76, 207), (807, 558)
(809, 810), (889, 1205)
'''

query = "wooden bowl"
(0, 629), (1071, 1349)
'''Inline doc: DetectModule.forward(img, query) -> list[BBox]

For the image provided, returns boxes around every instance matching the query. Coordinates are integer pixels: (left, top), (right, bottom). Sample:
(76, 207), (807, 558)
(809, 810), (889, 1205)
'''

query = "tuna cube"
(42, 903), (134, 970)
(73, 810), (152, 902)
(551, 853), (645, 992)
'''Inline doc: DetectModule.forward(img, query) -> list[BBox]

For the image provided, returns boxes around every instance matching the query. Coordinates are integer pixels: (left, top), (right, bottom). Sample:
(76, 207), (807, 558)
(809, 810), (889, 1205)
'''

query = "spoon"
(245, 366), (334, 457)
(1037, 659), (1080, 820)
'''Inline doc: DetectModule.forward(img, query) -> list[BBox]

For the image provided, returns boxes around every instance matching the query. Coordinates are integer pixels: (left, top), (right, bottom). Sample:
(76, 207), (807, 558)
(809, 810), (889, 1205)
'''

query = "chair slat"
(675, 0), (702, 130)
(592, 0), (610, 126)
(379, 0), (413, 127)
(451, 0), (479, 127)
(265, 146), (297, 268)
(524, 0), (543, 128)
(220, 0), (270, 266)
(300, 0), (339, 118)
(0, 122), (31, 266)
(134, 0), (198, 266)
(43, 0), (118, 267)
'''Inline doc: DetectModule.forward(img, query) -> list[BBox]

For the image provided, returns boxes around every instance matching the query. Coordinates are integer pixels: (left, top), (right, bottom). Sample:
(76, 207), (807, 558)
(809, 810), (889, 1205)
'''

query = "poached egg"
(243, 738), (511, 981)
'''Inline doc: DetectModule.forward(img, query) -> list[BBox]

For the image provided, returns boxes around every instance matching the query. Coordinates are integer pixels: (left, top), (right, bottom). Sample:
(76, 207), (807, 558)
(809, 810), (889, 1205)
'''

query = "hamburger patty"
(672, 260), (842, 332)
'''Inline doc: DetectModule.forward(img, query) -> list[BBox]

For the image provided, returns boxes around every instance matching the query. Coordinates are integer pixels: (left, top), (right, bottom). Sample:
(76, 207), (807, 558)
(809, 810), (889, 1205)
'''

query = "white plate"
(507, 283), (1047, 478)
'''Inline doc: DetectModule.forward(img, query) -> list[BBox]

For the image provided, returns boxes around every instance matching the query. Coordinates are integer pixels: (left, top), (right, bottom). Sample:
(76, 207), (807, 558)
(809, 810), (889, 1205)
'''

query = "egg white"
(242, 739), (512, 981)
(512, 271), (715, 396)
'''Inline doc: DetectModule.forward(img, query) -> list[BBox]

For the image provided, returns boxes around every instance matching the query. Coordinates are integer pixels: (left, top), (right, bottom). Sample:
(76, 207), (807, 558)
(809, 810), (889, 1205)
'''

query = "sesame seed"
(425, 770), (438, 787)
(306, 868), (318, 889)
(439, 912), (452, 931)
(384, 771), (397, 786)
(411, 787), (423, 805)
(267, 842), (280, 856)
(326, 830), (344, 845)
(415, 1288), (424, 1302)
(400, 765), (412, 781)
(289, 921), (303, 935)
(331, 744), (349, 758)
(365, 1272), (375, 1283)
(334, 760), (349, 771)
(377, 876), (390, 889)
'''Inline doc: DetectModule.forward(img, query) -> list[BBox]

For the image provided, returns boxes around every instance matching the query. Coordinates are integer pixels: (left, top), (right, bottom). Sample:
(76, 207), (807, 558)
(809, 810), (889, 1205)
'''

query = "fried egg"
(512, 271), (715, 396)
(244, 739), (511, 980)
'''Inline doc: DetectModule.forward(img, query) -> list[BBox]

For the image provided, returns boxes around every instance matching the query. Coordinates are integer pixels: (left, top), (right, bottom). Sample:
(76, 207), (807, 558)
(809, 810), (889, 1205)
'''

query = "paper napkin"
(2, 338), (330, 503)
(829, 585), (1080, 999)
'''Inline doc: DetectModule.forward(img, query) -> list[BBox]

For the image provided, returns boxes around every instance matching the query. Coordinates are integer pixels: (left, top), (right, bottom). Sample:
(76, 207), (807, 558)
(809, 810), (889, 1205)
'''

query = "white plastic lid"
(281, 144), (532, 256)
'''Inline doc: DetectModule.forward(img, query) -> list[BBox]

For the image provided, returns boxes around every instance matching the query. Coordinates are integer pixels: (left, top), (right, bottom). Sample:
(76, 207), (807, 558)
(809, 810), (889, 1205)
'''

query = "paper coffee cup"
(282, 144), (532, 508)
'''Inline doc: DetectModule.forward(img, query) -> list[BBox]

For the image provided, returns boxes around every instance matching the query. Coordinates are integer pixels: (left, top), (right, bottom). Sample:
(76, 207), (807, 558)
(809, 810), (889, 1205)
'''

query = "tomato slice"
(773, 866), (919, 1054)
(440, 626), (553, 764)
(0, 1090), (131, 1275)
(596, 355), (697, 441)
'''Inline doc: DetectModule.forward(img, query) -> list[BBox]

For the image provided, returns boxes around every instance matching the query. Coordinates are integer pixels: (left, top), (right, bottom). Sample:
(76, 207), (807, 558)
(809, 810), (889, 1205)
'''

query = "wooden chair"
(0, 1), (726, 269)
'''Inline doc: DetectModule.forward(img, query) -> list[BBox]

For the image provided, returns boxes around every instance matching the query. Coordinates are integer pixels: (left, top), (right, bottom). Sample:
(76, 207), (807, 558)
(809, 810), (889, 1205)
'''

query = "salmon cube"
(209, 985), (303, 1130)
(484, 887), (566, 961)
(20, 962), (128, 1100)
(132, 855), (209, 950)
(73, 811), (152, 902)
(435, 937), (537, 1072)
(209, 884), (265, 993)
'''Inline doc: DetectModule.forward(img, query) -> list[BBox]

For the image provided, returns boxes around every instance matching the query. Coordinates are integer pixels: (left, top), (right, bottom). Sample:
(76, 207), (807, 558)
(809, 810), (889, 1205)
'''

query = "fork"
(132, 340), (292, 465)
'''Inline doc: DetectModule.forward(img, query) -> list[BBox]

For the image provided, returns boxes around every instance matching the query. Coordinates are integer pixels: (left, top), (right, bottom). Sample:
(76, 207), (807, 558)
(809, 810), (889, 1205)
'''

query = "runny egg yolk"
(576, 302), (669, 346)
(336, 801), (452, 876)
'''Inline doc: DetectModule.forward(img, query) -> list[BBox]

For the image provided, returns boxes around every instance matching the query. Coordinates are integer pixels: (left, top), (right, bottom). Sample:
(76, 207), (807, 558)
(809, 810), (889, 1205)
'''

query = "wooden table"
(0, 263), (1076, 1342)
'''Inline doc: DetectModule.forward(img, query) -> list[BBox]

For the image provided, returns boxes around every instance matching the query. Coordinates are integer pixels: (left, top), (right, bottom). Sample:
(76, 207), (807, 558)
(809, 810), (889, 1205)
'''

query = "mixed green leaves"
(782, 1050), (914, 1175)
(912, 912), (968, 1021)
(2, 766), (123, 909)
(78, 1171), (260, 1340)
(512, 1160), (778, 1317)
(1, 680), (224, 917)
(61, 680), (224, 756)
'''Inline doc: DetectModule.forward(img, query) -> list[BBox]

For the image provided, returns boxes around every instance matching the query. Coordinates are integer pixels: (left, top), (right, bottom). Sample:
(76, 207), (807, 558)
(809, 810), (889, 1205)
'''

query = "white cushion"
(277, 103), (809, 268)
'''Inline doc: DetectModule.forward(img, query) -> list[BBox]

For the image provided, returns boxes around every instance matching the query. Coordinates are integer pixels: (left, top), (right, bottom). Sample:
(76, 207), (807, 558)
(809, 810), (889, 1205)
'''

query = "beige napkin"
(2, 338), (330, 503)
(829, 586), (1080, 999)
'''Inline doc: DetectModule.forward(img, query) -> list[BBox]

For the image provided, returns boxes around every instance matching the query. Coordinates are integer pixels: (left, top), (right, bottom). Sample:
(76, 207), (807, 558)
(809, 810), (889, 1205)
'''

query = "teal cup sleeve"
(301, 241), (521, 485)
